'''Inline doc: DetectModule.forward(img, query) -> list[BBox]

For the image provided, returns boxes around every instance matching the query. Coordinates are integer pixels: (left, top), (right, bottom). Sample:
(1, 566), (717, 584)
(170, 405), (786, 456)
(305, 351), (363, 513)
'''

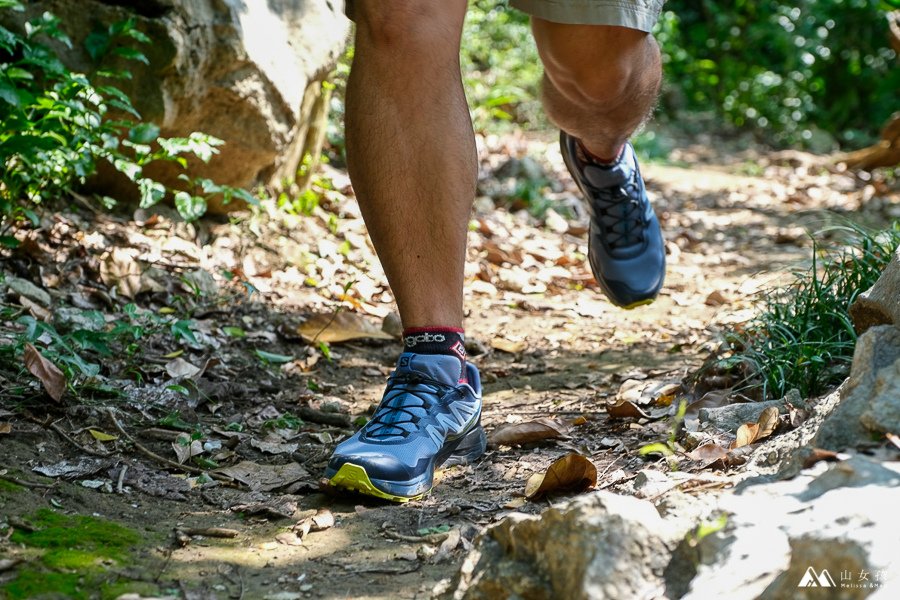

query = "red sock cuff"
(402, 326), (465, 335)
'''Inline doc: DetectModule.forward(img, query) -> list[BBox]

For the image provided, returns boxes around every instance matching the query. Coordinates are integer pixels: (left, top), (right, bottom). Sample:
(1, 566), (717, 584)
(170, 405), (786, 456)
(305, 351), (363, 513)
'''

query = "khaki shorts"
(510, 0), (664, 31)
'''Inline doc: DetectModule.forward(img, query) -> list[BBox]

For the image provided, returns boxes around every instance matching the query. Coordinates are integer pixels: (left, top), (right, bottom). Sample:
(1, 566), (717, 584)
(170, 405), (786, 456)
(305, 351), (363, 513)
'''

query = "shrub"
(0, 1), (254, 246)
(713, 223), (900, 400)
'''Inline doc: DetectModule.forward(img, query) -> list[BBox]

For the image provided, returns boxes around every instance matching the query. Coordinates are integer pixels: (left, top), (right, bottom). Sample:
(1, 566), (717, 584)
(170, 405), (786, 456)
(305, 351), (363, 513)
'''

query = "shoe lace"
(367, 373), (454, 439)
(589, 172), (645, 250)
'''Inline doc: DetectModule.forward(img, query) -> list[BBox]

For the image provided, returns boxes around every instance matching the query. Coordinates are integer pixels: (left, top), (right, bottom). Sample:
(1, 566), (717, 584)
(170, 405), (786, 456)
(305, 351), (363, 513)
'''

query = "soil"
(0, 130), (897, 600)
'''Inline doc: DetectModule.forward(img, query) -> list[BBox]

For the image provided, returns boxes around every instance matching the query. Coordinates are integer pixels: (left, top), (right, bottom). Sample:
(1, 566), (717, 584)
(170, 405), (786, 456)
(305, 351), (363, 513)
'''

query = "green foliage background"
(462, 0), (899, 148)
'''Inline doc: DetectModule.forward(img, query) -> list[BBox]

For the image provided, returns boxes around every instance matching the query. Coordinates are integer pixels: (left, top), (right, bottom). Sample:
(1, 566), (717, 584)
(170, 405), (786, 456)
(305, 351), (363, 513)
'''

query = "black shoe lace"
(367, 374), (454, 439)
(589, 172), (646, 250)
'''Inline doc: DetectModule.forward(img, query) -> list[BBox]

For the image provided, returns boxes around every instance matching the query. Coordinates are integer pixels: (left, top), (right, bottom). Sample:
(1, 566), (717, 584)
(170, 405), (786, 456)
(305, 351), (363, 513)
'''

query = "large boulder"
(813, 326), (900, 450)
(850, 248), (900, 333)
(4, 0), (349, 206)
(444, 459), (900, 599)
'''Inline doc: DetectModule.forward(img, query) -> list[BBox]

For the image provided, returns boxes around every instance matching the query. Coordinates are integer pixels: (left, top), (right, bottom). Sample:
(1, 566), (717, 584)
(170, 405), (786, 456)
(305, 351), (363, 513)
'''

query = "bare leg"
(345, 1), (474, 329)
(532, 19), (662, 159)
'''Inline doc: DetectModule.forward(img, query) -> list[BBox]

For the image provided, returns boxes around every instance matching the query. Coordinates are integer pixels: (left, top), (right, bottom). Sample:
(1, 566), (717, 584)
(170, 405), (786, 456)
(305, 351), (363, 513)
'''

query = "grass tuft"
(715, 221), (899, 400)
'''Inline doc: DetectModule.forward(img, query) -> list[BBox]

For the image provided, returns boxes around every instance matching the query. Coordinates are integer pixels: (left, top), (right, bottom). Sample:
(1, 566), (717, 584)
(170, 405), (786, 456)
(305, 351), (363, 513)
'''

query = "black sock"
(402, 327), (467, 382)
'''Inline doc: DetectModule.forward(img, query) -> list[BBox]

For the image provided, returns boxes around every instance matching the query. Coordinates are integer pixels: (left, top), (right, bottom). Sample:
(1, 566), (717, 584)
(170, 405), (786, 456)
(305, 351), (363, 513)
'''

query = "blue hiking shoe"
(325, 353), (486, 502)
(561, 132), (666, 308)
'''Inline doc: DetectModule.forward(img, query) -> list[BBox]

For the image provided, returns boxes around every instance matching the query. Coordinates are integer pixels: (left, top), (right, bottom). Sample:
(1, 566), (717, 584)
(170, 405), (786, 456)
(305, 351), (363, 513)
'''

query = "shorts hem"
(509, 0), (660, 31)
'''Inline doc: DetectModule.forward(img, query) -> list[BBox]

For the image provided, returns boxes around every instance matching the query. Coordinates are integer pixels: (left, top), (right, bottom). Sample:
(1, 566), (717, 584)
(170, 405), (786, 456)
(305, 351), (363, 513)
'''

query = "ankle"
(577, 139), (624, 166)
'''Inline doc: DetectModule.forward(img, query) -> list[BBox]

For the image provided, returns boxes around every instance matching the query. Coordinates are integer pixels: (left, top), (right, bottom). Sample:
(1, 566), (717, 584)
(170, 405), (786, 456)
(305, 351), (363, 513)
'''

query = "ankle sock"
(402, 327), (468, 382)
(576, 139), (624, 166)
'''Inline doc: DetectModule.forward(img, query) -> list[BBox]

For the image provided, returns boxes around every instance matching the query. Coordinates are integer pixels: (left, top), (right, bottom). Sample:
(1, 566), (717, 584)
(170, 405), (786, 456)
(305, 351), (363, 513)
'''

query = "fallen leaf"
(705, 290), (730, 306)
(491, 338), (527, 354)
(0, 423), (11, 435)
(88, 429), (117, 442)
(165, 357), (202, 380)
(215, 461), (310, 492)
(311, 509), (335, 531)
(251, 438), (299, 455)
(689, 442), (730, 463)
(802, 448), (841, 469)
(24, 343), (66, 402)
(606, 400), (651, 419)
(275, 532), (304, 546)
(732, 423), (759, 449)
(489, 418), (571, 446)
(525, 453), (597, 500)
(172, 433), (204, 464)
(756, 406), (779, 441)
(887, 433), (900, 451)
(297, 312), (393, 344)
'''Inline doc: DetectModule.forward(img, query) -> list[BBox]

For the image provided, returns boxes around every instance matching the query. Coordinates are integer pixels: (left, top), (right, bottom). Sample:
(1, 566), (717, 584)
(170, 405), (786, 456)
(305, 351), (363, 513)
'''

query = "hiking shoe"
(560, 132), (666, 308)
(325, 353), (486, 502)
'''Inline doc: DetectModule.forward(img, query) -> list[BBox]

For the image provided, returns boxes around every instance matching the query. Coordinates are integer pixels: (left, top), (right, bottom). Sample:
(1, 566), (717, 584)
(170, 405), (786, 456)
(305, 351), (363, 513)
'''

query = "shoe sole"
(328, 425), (487, 503)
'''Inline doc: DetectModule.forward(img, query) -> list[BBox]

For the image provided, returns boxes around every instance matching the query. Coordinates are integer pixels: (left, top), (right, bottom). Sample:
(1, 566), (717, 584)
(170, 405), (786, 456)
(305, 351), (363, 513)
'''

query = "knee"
(537, 23), (660, 107)
(354, 1), (464, 53)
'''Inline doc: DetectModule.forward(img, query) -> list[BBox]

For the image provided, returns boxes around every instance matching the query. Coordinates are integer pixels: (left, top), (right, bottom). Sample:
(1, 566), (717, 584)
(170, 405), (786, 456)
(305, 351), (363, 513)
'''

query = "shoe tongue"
(396, 353), (461, 385)
(582, 148), (634, 190)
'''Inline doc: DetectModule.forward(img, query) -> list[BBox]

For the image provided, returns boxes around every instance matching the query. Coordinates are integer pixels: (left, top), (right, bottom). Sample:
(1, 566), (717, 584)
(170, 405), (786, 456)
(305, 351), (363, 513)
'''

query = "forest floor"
(1, 129), (897, 600)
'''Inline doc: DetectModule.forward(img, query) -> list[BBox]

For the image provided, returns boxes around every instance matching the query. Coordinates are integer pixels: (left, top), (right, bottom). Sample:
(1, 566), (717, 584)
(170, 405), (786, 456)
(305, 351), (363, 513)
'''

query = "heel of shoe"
(442, 426), (487, 467)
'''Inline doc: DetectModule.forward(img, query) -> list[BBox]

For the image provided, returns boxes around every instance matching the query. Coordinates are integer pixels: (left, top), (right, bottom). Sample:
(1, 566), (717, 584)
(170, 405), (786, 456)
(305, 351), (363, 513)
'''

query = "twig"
(116, 465), (128, 493)
(106, 409), (233, 484)
(382, 526), (450, 545)
(296, 406), (351, 428)
(179, 527), (240, 539)
(28, 416), (112, 458)
(0, 474), (55, 490)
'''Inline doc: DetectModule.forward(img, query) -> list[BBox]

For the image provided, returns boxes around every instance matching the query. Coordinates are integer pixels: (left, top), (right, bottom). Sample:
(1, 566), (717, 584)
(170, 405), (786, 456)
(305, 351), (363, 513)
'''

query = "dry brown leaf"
(489, 418), (570, 446)
(688, 442), (729, 463)
(756, 406), (779, 441)
(802, 448), (841, 469)
(297, 311), (393, 344)
(606, 400), (651, 420)
(705, 290), (730, 306)
(310, 508), (335, 531)
(887, 433), (900, 451)
(732, 423), (759, 449)
(491, 338), (527, 354)
(525, 453), (597, 500)
(172, 433), (204, 465)
(24, 343), (66, 402)
(0, 422), (11, 435)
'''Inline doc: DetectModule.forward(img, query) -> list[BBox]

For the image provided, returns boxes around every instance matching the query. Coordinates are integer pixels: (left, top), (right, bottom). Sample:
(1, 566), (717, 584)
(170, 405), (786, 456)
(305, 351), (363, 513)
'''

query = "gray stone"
(814, 326), (900, 450)
(53, 307), (106, 332)
(850, 248), (900, 333)
(5, 277), (52, 307)
(3, 1), (349, 206)
(182, 268), (218, 298)
(698, 390), (804, 433)
(859, 357), (900, 435)
(445, 492), (682, 600)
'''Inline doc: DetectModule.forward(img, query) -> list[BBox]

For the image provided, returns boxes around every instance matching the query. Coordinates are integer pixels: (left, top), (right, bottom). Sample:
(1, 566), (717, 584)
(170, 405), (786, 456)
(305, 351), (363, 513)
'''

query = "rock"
(381, 312), (403, 339)
(699, 390), (805, 433)
(182, 268), (218, 298)
(814, 326), (900, 450)
(53, 307), (106, 332)
(849, 247), (900, 333)
(444, 492), (682, 600)
(4, 277), (52, 307)
(3, 1), (349, 208)
(706, 457), (900, 599)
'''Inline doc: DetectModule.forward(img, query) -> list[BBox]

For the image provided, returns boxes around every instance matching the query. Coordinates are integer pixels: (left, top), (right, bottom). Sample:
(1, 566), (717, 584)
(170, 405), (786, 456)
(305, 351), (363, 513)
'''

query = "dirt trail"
(0, 134), (892, 599)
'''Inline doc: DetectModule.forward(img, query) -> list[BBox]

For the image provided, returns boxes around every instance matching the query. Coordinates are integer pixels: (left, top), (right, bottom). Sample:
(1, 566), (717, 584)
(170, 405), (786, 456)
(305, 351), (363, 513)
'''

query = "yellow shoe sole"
(329, 463), (426, 503)
(622, 298), (654, 310)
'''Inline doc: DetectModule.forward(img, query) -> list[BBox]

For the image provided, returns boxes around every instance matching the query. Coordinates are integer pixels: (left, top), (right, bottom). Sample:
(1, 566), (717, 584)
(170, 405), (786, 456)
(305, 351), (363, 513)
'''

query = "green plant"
(0, 2), (255, 243)
(714, 222), (900, 399)
(658, 0), (899, 148)
(639, 399), (688, 465)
